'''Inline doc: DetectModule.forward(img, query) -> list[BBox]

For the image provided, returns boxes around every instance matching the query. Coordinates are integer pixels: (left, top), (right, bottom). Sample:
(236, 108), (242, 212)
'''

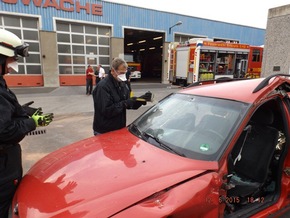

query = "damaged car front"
(12, 92), (249, 217)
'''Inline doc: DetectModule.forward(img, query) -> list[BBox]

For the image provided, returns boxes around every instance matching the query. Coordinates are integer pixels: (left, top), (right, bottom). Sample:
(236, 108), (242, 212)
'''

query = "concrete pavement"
(11, 82), (182, 173)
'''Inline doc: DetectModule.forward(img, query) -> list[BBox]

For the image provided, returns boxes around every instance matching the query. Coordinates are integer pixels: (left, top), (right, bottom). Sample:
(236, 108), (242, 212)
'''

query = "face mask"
(6, 58), (18, 73)
(117, 73), (127, 81)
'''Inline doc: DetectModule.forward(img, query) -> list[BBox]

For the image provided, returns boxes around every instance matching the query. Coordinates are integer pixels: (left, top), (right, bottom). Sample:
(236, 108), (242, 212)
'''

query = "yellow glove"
(32, 109), (54, 127)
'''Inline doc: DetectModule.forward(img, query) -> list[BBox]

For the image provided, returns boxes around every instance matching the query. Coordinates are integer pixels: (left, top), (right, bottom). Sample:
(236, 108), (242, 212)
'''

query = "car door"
(219, 75), (290, 217)
(253, 89), (290, 217)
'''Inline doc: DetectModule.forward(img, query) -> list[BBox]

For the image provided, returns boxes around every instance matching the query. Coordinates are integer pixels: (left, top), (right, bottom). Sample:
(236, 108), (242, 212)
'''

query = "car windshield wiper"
(129, 123), (147, 141)
(143, 132), (186, 157)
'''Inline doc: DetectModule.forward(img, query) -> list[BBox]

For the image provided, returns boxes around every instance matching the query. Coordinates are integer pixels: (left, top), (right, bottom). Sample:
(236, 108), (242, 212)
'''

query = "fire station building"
(0, 0), (265, 87)
(263, 4), (290, 77)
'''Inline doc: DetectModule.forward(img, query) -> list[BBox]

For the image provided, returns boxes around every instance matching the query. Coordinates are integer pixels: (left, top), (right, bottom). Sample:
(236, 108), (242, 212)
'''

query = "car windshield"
(130, 93), (250, 161)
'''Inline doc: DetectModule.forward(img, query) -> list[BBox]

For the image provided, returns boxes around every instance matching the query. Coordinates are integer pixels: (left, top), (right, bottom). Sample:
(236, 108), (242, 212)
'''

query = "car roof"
(179, 78), (265, 103)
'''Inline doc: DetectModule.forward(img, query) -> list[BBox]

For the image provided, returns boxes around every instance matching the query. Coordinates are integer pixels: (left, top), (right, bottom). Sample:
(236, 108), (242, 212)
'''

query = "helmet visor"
(0, 42), (29, 57)
(15, 43), (29, 57)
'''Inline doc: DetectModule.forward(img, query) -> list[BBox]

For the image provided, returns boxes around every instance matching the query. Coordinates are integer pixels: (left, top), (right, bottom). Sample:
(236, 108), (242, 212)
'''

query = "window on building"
(4, 16), (20, 27)
(22, 18), (38, 29)
(0, 14), (41, 75)
(57, 23), (69, 32)
(56, 21), (111, 75)
(213, 38), (239, 43)
(174, 34), (206, 43)
(99, 47), (109, 55)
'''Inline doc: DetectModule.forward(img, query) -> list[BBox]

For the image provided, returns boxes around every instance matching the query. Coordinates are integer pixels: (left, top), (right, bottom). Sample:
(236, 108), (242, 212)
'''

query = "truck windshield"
(131, 93), (249, 161)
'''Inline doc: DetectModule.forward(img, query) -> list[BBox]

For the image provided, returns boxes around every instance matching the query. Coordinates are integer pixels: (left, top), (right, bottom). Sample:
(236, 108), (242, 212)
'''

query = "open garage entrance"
(124, 28), (165, 82)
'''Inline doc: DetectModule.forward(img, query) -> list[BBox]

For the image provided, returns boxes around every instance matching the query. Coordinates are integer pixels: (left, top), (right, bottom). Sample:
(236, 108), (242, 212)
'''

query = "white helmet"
(0, 28), (29, 58)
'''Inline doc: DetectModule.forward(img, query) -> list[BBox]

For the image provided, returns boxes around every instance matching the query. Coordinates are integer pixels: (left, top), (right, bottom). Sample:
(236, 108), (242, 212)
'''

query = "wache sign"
(1, 0), (103, 16)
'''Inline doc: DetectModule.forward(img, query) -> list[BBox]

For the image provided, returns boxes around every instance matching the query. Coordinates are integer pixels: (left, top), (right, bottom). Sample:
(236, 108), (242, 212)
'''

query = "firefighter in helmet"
(0, 29), (53, 217)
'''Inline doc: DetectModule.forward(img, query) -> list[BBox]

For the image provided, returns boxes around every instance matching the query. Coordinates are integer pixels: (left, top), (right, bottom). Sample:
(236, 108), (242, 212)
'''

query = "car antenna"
(252, 73), (290, 93)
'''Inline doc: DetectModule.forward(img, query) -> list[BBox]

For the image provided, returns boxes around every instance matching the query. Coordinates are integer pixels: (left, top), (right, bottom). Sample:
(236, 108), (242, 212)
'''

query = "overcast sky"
(103, 0), (290, 29)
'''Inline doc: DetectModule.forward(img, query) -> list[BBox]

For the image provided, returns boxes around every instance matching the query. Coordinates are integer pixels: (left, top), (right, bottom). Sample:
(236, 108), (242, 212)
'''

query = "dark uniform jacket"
(93, 73), (130, 134)
(0, 76), (36, 184)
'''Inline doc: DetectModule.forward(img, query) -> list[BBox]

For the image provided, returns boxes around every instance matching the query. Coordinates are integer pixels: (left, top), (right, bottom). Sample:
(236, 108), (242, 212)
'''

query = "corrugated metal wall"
(0, 0), (265, 45)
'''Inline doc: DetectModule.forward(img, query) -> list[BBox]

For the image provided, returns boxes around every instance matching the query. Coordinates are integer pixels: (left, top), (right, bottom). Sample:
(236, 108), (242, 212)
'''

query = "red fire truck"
(124, 53), (142, 79)
(127, 62), (142, 79)
(169, 39), (263, 85)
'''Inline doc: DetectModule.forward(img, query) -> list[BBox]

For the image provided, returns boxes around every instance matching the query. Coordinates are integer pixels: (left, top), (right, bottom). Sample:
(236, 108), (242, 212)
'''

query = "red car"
(12, 74), (290, 217)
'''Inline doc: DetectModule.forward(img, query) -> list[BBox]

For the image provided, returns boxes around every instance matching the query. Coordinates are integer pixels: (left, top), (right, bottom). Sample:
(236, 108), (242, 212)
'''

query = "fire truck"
(168, 38), (263, 85)
(127, 62), (142, 79)
(124, 54), (142, 79)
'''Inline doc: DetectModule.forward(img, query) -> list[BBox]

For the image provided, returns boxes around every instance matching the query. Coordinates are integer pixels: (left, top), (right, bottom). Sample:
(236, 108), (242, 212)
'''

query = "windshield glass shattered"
(131, 93), (249, 161)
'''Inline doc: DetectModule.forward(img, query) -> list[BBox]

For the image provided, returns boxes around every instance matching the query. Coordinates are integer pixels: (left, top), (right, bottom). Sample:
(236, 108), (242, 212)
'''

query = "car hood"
(16, 128), (218, 217)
